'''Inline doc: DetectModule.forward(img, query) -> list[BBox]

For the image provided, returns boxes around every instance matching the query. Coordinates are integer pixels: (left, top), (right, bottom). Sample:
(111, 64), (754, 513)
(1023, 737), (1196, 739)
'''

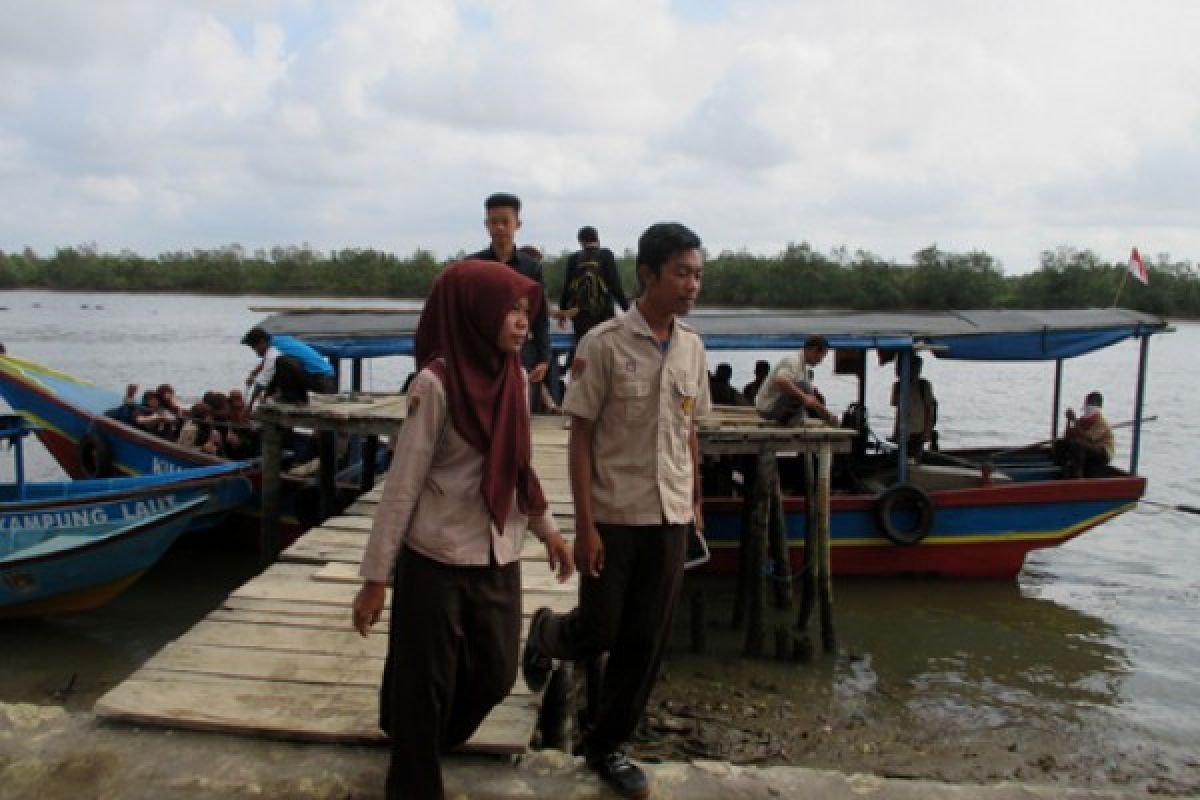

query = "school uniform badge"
(682, 396), (694, 415)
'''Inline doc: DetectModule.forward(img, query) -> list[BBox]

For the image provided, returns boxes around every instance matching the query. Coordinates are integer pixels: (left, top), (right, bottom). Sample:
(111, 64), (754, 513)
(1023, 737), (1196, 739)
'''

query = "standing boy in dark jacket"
(471, 192), (550, 385)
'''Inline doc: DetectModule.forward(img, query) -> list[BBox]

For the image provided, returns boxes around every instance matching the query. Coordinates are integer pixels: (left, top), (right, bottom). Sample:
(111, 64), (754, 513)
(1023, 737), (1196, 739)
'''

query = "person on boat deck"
(132, 389), (176, 438)
(106, 383), (142, 424)
(470, 192), (551, 388)
(755, 336), (838, 426)
(156, 384), (184, 419)
(241, 326), (336, 408)
(351, 260), (573, 800)
(742, 359), (770, 403)
(1054, 391), (1115, 478)
(177, 402), (222, 455)
(890, 355), (937, 457)
(521, 222), (711, 800)
(709, 362), (747, 406)
(226, 389), (251, 426)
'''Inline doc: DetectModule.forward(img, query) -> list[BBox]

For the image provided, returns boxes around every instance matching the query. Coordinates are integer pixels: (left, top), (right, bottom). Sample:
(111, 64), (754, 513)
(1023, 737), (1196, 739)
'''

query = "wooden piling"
(359, 434), (379, 494)
(795, 454), (817, 637)
(317, 431), (337, 522)
(815, 444), (836, 652)
(731, 454), (755, 629)
(743, 450), (772, 657)
(259, 422), (282, 566)
(768, 467), (792, 609)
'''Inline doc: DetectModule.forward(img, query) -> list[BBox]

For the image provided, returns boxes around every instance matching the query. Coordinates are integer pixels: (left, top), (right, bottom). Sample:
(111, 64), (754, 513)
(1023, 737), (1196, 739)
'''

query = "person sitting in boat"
(890, 355), (937, 457)
(106, 383), (142, 424)
(132, 389), (176, 439)
(742, 359), (770, 403)
(156, 384), (184, 419)
(755, 336), (839, 426)
(241, 326), (337, 408)
(177, 402), (224, 455)
(1054, 391), (1115, 478)
(709, 362), (747, 406)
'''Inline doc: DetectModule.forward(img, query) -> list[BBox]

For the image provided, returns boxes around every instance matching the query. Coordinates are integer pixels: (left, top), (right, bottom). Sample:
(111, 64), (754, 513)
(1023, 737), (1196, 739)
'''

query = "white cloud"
(1, 0), (1198, 273)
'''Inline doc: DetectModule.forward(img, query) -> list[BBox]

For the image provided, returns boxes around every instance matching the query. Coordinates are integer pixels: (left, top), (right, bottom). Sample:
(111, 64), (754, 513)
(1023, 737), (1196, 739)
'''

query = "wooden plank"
(181, 616), (535, 663)
(231, 574), (577, 615)
(96, 677), (537, 753)
(144, 638), (539, 696)
(207, 608), (387, 630)
(183, 618), (387, 655)
(310, 560), (576, 596)
(146, 641), (384, 685)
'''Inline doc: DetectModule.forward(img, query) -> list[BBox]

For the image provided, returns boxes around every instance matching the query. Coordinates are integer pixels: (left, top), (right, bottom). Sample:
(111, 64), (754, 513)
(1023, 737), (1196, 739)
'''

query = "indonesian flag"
(1128, 246), (1149, 285)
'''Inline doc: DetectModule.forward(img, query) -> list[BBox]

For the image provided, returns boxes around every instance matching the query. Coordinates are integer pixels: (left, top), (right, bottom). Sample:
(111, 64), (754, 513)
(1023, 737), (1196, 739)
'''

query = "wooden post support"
(768, 467), (792, 609)
(318, 430), (337, 522)
(815, 443), (836, 653)
(731, 455), (755, 628)
(259, 421), (282, 566)
(360, 434), (379, 493)
(793, 453), (818, 660)
(743, 450), (772, 657)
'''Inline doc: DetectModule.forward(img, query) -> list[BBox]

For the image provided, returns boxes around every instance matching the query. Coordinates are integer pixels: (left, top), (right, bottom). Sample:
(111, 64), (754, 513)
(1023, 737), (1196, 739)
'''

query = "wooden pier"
(96, 400), (852, 750)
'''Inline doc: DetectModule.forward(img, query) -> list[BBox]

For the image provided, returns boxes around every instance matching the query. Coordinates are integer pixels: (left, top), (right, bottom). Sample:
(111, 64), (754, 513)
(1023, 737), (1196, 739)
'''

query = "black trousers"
(380, 548), (521, 800)
(536, 523), (687, 755)
(269, 356), (337, 403)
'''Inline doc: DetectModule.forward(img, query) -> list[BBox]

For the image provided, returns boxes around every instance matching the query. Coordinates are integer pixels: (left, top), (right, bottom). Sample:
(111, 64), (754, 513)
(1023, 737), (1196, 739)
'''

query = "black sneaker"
(587, 750), (650, 799)
(521, 607), (554, 692)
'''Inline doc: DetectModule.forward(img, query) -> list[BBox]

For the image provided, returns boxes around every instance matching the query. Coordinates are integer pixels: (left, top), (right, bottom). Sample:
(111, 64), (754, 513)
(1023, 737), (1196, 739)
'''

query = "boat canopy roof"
(253, 307), (1170, 362)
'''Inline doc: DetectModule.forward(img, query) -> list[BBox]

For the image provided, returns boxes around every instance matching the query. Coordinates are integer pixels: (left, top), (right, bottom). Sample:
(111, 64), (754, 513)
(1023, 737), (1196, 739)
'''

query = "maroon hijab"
(414, 259), (547, 530)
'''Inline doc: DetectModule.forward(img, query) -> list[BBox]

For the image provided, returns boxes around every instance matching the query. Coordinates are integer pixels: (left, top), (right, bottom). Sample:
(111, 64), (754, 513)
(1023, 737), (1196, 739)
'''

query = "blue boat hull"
(0, 496), (208, 616)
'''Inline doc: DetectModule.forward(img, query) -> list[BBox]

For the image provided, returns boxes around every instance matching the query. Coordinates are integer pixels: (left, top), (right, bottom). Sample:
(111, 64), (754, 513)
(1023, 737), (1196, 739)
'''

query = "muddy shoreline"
(628, 654), (1200, 796)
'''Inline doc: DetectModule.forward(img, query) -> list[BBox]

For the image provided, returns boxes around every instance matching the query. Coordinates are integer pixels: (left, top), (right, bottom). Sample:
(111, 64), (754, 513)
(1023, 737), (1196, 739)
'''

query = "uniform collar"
(625, 301), (695, 342)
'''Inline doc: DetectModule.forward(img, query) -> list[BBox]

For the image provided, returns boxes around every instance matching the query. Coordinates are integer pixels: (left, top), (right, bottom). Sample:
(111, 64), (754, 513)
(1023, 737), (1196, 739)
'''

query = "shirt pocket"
(614, 380), (649, 421)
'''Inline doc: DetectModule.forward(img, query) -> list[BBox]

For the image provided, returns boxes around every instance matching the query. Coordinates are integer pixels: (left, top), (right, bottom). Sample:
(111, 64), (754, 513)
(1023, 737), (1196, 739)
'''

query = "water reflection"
(672, 576), (1128, 733)
(0, 532), (260, 710)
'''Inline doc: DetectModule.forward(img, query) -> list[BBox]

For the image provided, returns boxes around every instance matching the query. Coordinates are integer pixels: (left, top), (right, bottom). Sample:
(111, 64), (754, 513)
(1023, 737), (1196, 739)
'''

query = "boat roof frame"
(253, 306), (1171, 362)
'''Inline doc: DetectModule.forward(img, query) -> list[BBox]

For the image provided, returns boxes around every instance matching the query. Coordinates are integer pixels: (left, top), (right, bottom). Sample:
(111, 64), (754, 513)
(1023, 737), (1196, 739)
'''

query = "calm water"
(1, 290), (1197, 787)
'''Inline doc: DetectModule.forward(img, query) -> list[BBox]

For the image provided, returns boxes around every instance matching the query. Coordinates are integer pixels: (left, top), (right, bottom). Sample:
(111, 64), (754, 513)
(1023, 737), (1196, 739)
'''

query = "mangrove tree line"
(0, 242), (1196, 316)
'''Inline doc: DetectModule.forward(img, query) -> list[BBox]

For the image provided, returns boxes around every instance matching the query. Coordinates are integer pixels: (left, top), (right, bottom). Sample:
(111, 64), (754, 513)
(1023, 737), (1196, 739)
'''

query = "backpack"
(569, 250), (612, 321)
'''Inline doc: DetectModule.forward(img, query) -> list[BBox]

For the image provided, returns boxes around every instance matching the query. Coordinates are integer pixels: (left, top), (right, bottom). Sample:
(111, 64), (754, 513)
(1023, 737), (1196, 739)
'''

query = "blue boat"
(0, 354), (380, 539)
(0, 416), (248, 616)
(243, 305), (1170, 579)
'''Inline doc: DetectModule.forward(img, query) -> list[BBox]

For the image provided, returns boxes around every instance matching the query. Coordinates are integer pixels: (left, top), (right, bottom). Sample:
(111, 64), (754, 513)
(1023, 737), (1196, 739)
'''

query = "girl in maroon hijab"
(353, 260), (573, 799)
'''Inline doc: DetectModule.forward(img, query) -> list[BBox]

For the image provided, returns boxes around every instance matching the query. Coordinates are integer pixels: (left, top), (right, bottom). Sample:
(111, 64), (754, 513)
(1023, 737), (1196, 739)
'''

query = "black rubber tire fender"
(79, 427), (114, 478)
(874, 484), (935, 545)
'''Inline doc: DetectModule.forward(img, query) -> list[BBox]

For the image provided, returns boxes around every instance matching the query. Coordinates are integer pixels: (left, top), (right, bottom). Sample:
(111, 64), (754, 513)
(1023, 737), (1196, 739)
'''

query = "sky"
(1, 0), (1198, 274)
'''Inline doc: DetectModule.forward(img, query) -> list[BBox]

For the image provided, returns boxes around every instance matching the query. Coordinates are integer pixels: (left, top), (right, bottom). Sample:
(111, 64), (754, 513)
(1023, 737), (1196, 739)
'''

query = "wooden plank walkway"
(95, 416), (577, 755)
(95, 401), (851, 750)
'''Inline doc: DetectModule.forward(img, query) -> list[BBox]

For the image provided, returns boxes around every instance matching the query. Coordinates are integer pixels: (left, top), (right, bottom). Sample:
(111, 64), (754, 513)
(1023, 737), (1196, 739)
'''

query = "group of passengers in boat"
(107, 383), (258, 458)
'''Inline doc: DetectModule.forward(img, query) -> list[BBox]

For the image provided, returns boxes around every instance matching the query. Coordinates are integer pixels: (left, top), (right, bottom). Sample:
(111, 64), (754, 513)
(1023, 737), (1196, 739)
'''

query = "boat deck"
(94, 416), (577, 754)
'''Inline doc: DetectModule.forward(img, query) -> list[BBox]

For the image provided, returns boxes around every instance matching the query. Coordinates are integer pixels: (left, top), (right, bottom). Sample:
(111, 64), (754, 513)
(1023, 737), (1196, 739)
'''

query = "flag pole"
(1111, 265), (1130, 308)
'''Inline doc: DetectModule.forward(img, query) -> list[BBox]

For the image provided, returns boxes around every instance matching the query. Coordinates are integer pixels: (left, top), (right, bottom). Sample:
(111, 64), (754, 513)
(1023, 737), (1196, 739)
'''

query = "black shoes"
(521, 607), (554, 692)
(587, 750), (650, 799)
